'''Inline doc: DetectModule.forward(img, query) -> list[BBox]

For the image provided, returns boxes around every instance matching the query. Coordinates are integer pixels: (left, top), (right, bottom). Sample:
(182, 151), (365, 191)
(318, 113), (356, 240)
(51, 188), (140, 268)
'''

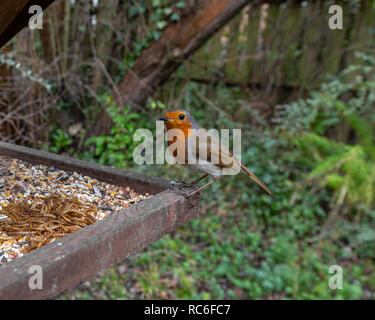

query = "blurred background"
(0, 0), (374, 299)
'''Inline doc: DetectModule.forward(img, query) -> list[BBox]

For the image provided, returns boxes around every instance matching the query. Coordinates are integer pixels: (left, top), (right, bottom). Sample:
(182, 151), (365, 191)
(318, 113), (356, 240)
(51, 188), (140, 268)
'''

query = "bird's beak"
(159, 116), (170, 121)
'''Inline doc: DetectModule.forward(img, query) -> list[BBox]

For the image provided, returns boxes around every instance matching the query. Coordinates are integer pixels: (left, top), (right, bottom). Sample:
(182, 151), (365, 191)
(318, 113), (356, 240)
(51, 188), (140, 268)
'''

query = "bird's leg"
(186, 176), (220, 197)
(168, 180), (196, 194)
(171, 174), (209, 192)
(189, 174), (209, 185)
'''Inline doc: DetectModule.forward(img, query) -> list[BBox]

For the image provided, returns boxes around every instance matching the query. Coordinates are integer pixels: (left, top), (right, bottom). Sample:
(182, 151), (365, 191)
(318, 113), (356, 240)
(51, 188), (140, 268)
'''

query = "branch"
(117, 0), (252, 107)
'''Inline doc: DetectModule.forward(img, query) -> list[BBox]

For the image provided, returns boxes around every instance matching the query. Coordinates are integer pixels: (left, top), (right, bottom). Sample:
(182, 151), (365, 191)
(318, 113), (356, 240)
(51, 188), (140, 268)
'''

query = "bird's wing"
(190, 131), (239, 168)
(191, 130), (272, 195)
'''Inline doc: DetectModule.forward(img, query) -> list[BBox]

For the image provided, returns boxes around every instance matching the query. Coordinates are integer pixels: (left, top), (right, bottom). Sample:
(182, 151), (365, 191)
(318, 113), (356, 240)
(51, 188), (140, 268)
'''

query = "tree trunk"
(88, 0), (251, 137)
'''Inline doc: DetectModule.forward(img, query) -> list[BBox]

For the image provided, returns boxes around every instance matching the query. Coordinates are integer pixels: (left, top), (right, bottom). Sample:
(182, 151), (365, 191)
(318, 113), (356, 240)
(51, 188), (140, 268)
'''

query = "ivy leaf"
(156, 21), (167, 30)
(152, 30), (162, 40)
(171, 12), (180, 21)
(176, 1), (186, 9)
(152, 0), (160, 8)
(164, 7), (172, 15)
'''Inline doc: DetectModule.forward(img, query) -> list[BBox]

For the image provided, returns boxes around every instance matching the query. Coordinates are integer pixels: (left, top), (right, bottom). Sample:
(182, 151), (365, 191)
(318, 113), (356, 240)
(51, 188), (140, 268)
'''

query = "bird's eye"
(179, 114), (185, 120)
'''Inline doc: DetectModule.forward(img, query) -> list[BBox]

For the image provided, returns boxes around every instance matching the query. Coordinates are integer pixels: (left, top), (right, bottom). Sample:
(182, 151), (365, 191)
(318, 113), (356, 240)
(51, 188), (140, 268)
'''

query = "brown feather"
(240, 164), (272, 195)
(192, 130), (271, 194)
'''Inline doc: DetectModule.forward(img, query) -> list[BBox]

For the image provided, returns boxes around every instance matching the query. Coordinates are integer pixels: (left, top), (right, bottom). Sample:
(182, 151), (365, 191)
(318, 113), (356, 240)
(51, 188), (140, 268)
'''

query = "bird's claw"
(169, 181), (199, 191)
(168, 182), (200, 198)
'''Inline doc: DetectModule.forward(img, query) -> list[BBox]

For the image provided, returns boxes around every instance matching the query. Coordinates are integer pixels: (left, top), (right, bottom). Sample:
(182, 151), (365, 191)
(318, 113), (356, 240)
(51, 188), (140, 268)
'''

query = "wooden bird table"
(0, 142), (200, 299)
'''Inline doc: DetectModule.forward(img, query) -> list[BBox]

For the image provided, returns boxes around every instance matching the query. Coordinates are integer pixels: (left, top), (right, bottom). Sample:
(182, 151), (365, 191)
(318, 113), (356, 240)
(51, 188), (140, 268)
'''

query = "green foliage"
(116, 0), (186, 82)
(48, 128), (73, 154)
(84, 95), (149, 168)
(147, 98), (166, 110)
(296, 133), (374, 209)
(346, 112), (375, 158)
(275, 52), (375, 135)
(276, 52), (375, 212)
(340, 221), (375, 260)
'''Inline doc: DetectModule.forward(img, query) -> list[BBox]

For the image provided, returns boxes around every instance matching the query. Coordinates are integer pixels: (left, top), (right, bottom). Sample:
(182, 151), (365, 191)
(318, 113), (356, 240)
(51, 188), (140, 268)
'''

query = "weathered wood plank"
(0, 1), (30, 36)
(0, 0), (56, 49)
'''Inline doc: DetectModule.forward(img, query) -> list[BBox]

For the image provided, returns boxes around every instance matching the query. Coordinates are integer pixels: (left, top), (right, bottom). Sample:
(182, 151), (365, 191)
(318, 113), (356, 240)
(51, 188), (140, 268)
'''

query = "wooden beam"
(0, 1), (29, 36)
(0, 0), (57, 49)
(117, 0), (251, 107)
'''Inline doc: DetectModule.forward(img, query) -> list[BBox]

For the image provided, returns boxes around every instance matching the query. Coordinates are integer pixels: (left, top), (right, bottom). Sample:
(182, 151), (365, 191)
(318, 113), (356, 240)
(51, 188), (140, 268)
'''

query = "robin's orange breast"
(165, 124), (192, 164)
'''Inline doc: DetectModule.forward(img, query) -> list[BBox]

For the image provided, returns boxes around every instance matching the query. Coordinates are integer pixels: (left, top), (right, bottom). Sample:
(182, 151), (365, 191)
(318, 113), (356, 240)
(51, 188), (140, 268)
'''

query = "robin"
(160, 109), (271, 197)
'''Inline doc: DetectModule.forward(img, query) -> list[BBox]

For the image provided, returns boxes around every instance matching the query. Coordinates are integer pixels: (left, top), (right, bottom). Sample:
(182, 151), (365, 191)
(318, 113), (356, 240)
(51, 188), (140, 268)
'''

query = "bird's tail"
(240, 163), (272, 195)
